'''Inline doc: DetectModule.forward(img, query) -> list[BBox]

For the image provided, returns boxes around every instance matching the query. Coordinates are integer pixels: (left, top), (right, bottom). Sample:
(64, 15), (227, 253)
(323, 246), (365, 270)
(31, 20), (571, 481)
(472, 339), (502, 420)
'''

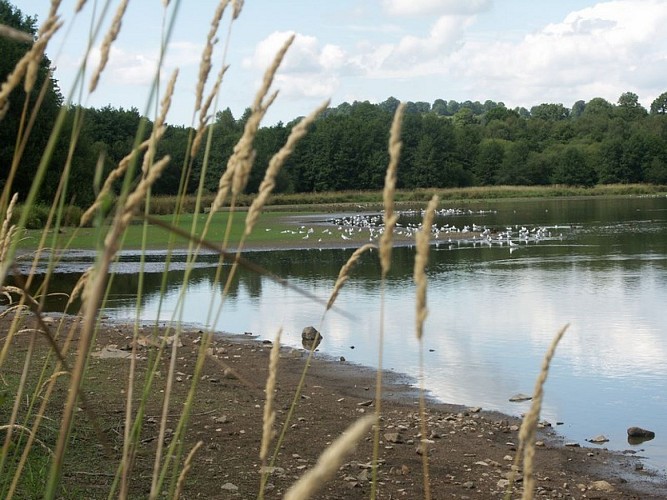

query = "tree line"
(3, 0), (667, 210)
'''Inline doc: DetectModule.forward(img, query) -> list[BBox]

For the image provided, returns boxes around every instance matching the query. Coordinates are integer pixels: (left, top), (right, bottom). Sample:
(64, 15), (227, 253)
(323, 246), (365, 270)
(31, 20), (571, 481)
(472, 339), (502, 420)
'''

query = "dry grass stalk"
(209, 34), (294, 215)
(326, 243), (376, 311)
(6, 317), (81, 500)
(119, 155), (171, 228)
(414, 195), (439, 500)
(414, 195), (438, 340)
(75, 0), (87, 13)
(89, 0), (129, 93)
(231, 33), (293, 197)
(519, 324), (569, 500)
(0, 18), (62, 119)
(173, 440), (203, 499)
(194, 0), (229, 114)
(245, 99), (329, 236)
(0, 193), (18, 265)
(0, 24), (33, 43)
(80, 136), (156, 225)
(50, 155), (171, 494)
(190, 65), (228, 159)
(26, 6), (62, 93)
(379, 102), (406, 277)
(284, 415), (374, 500)
(0, 424), (54, 457)
(66, 267), (91, 307)
(142, 70), (178, 176)
(232, 0), (244, 19)
(260, 329), (281, 463)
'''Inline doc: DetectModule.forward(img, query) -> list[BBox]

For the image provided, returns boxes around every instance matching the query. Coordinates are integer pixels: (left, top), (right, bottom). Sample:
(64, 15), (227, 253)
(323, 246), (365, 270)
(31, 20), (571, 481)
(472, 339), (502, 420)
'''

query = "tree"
(552, 146), (597, 186)
(474, 139), (505, 185)
(617, 92), (647, 120)
(530, 103), (569, 121)
(432, 98), (448, 115)
(571, 100), (586, 118)
(1, 0), (64, 202)
(650, 92), (667, 115)
(378, 96), (400, 115)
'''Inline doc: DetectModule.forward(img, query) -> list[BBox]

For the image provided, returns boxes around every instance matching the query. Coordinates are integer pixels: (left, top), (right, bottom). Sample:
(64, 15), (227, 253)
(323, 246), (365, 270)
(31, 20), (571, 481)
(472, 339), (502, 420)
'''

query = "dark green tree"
(650, 92), (667, 115)
(552, 146), (597, 186)
(1, 0), (63, 202)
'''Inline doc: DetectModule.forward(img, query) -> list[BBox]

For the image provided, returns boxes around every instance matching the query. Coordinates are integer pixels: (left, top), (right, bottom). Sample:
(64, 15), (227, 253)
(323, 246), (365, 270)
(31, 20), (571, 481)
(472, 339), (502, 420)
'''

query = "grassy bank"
(16, 184), (666, 251)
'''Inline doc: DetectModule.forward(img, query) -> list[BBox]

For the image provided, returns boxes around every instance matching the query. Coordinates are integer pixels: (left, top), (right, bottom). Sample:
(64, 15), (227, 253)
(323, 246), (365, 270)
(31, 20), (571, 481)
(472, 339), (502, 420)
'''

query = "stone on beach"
(301, 326), (322, 350)
(301, 326), (321, 341)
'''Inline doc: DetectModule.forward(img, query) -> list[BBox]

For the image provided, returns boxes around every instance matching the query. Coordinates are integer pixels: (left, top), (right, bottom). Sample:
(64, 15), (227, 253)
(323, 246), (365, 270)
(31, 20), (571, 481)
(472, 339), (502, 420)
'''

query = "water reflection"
(8, 196), (667, 472)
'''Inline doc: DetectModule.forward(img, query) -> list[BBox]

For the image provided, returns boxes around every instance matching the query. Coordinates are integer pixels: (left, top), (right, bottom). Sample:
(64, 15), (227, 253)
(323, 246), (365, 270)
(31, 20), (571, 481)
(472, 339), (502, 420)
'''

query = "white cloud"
(243, 31), (350, 100)
(382, 0), (491, 17)
(450, 0), (667, 107)
(86, 46), (156, 87)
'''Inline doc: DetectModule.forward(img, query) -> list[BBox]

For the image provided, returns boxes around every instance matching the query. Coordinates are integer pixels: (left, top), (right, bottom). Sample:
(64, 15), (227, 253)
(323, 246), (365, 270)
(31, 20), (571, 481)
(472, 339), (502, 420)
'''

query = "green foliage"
(4, 2), (667, 202)
(12, 203), (50, 228)
(552, 146), (597, 186)
(0, 0), (63, 204)
(650, 92), (667, 115)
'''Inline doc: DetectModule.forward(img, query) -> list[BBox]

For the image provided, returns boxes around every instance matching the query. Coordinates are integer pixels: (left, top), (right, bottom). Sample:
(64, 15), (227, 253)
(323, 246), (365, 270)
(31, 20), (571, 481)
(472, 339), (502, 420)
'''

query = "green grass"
(16, 211), (330, 250)
(16, 184), (667, 251)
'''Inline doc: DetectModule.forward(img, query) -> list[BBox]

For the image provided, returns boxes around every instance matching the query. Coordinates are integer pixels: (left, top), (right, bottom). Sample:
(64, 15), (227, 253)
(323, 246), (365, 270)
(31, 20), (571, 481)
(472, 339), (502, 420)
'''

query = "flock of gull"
(277, 208), (560, 252)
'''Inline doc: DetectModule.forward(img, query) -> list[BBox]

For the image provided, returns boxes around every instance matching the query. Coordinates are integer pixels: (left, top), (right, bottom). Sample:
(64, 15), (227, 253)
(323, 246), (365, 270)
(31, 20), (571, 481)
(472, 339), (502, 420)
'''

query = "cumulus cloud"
(243, 31), (350, 100)
(450, 0), (667, 107)
(381, 0), (491, 17)
(86, 46), (156, 86)
(377, 15), (472, 71)
(86, 40), (202, 89)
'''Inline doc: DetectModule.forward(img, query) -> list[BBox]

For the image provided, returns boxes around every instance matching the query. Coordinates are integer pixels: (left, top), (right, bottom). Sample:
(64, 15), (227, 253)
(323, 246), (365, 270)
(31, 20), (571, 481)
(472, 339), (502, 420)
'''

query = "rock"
(509, 393), (532, 402)
(589, 480), (614, 492)
(301, 326), (321, 341)
(587, 434), (609, 443)
(220, 482), (238, 491)
(564, 442), (580, 447)
(384, 432), (403, 444)
(357, 469), (369, 482)
(627, 427), (655, 439)
(301, 326), (322, 350)
(462, 481), (475, 489)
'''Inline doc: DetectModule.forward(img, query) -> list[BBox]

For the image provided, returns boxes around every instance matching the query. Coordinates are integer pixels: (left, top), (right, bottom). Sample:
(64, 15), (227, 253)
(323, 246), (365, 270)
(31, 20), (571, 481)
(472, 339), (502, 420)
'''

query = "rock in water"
(509, 393), (532, 402)
(587, 435), (609, 444)
(627, 427), (655, 439)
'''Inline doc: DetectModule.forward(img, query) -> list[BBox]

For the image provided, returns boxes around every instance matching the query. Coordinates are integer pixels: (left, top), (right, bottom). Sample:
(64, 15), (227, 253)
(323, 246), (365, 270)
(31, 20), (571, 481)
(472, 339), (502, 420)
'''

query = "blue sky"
(18, 0), (667, 126)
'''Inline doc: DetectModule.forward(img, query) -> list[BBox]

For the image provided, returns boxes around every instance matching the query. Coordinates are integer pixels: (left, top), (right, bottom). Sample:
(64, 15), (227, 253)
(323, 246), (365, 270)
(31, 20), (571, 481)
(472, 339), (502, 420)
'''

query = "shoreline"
(4, 312), (665, 497)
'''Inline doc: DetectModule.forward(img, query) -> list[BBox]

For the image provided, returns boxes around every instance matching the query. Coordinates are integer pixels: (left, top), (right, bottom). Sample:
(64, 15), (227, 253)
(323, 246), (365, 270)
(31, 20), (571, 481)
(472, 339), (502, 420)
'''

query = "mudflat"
(1, 314), (665, 498)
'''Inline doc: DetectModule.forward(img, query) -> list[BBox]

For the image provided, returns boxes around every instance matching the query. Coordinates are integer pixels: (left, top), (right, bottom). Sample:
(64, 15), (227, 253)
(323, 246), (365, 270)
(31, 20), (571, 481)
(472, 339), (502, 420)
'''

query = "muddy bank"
(2, 314), (666, 498)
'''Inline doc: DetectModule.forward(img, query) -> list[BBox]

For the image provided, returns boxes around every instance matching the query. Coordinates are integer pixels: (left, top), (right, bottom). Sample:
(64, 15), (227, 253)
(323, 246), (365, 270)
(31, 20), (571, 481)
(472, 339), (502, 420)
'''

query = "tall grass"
(0, 2), (569, 499)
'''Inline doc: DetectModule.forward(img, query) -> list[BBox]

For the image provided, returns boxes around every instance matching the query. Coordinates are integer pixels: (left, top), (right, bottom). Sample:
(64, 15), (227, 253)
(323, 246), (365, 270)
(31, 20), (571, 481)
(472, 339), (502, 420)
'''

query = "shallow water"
(16, 196), (667, 473)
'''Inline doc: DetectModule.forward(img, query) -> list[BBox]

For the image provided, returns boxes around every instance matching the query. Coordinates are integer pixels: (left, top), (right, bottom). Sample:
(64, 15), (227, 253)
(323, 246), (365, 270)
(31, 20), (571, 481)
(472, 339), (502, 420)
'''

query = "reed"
(0, 1), (580, 498)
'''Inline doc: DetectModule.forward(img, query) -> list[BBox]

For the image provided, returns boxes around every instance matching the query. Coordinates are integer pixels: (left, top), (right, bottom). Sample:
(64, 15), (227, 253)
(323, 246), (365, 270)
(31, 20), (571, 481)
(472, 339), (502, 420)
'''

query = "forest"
(3, 0), (667, 209)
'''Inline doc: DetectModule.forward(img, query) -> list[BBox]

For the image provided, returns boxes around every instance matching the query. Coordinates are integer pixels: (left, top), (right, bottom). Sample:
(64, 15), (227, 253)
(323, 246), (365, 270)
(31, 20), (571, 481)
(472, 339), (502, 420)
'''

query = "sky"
(17, 0), (667, 126)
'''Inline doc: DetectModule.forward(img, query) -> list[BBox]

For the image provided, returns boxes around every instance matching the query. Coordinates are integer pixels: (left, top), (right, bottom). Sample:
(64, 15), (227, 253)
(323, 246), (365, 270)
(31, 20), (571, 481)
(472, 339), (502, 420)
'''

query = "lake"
(19, 196), (667, 473)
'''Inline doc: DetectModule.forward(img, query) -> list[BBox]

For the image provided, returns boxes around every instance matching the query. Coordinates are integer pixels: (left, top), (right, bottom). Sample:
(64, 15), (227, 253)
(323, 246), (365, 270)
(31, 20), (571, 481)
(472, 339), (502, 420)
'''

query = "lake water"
(19, 196), (667, 473)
